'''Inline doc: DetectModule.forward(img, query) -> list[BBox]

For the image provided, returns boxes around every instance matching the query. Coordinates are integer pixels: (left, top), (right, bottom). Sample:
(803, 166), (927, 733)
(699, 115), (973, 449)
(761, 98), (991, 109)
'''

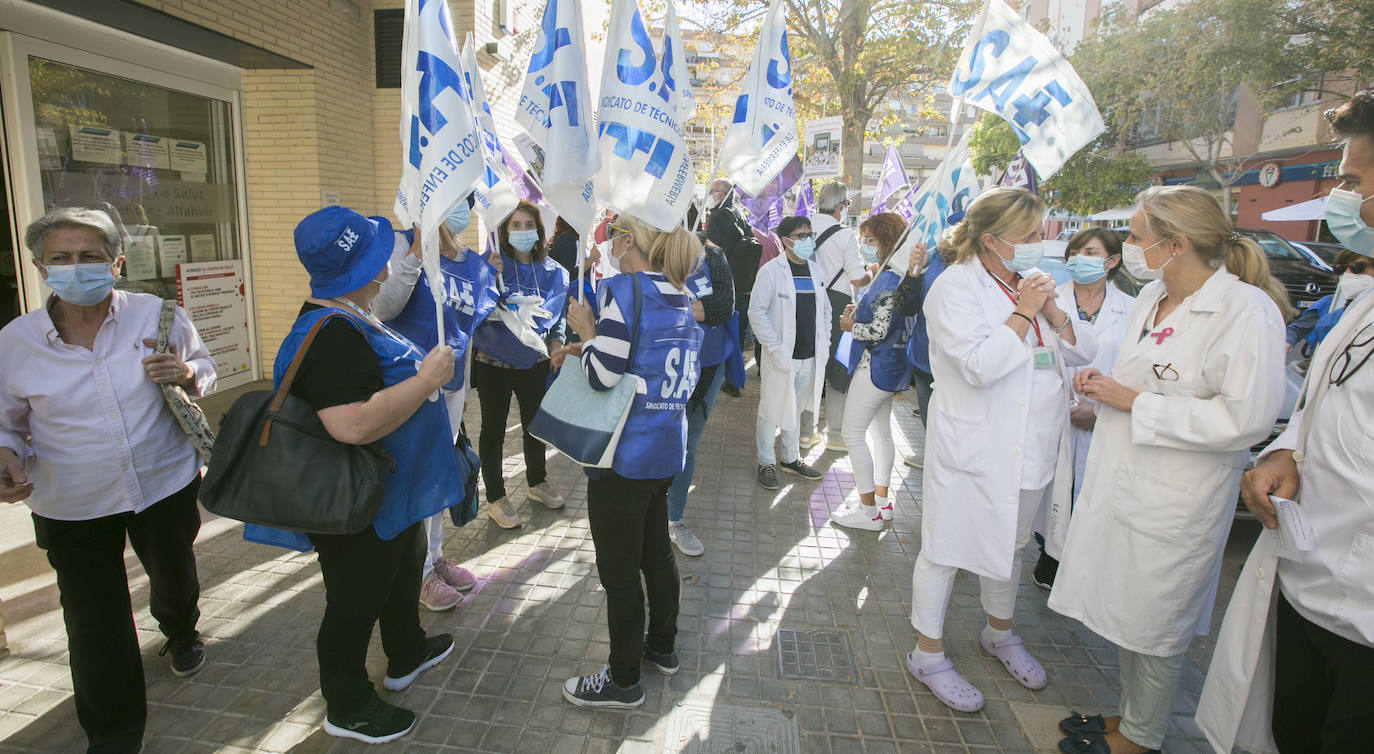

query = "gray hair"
(817, 181), (849, 213)
(24, 207), (122, 262)
(709, 179), (733, 195)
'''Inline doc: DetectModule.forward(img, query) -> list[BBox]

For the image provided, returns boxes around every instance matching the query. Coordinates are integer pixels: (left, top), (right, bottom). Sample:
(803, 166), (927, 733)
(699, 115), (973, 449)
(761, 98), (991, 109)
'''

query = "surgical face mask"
(1122, 239), (1172, 280)
(444, 203), (470, 235)
(860, 241), (880, 265)
(1336, 269), (1374, 304)
(1065, 255), (1107, 284)
(43, 262), (116, 306)
(606, 238), (631, 273)
(790, 238), (816, 261)
(997, 237), (1044, 273)
(509, 229), (539, 254)
(1324, 187), (1374, 254)
(705, 193), (722, 210)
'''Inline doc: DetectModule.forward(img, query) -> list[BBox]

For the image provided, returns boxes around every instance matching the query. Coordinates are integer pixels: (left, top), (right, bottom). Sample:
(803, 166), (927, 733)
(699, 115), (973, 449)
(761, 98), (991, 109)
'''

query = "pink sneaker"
(419, 572), (462, 611)
(433, 558), (477, 592)
(980, 632), (1047, 690)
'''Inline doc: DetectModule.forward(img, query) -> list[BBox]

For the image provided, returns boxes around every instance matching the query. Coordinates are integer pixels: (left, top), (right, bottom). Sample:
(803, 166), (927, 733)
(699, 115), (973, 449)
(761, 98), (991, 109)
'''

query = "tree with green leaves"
(685, 0), (979, 187)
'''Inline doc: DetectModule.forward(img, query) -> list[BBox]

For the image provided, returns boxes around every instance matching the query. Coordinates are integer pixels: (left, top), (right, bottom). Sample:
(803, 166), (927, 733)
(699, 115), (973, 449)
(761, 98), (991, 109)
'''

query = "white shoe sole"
(903, 457), (924, 469)
(323, 718), (415, 744)
(527, 490), (565, 510)
(830, 515), (883, 532)
(562, 681), (645, 708)
(383, 640), (454, 691)
(487, 508), (522, 529)
(419, 594), (462, 611)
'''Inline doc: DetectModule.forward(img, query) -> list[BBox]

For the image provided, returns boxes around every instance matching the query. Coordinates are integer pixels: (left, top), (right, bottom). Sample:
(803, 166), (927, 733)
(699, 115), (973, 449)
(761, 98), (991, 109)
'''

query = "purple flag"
(737, 154), (804, 232)
(891, 180), (920, 224)
(502, 147), (543, 203)
(795, 180), (815, 217)
(999, 151), (1039, 194)
(869, 145), (905, 216)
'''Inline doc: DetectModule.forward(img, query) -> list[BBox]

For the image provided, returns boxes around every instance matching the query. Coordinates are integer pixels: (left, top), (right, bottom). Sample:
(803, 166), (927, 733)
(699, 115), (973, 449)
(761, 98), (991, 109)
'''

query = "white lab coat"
(1048, 268), (1286, 657)
(749, 253), (832, 431)
(1056, 280), (1135, 498)
(1195, 290), (1374, 754)
(920, 259), (1097, 579)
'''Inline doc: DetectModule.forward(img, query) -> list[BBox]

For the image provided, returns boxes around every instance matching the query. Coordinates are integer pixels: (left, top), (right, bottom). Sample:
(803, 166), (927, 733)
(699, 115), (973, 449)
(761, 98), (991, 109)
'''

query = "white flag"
(662, 3), (696, 122)
(895, 133), (982, 261)
(594, 0), (694, 231)
(718, 0), (798, 196)
(948, 0), (1104, 180)
(517, 0), (599, 234)
(395, 0), (485, 338)
(459, 34), (520, 227)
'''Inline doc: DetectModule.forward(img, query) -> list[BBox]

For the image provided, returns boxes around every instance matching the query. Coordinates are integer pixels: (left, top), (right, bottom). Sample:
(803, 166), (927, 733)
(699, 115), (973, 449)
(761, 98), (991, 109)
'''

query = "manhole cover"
(662, 699), (800, 754)
(775, 628), (855, 683)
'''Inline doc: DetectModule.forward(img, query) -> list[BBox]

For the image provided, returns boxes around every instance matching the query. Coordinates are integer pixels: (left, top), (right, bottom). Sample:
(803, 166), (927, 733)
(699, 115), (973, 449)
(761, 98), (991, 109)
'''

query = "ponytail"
(617, 214), (703, 290)
(939, 187), (1045, 264)
(1226, 236), (1294, 320)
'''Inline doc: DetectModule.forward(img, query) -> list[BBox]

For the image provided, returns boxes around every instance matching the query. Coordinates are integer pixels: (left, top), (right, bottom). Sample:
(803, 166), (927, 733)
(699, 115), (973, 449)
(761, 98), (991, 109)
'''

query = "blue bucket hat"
(294, 206), (394, 299)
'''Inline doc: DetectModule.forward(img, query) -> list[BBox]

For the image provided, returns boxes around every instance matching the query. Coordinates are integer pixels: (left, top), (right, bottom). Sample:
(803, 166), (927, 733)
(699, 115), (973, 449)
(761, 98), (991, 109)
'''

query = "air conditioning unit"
(496, 0), (516, 35)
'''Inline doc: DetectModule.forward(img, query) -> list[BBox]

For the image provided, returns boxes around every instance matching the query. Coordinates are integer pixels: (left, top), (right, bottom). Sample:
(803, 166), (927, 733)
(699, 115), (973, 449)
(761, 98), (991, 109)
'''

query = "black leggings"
(471, 358), (550, 501)
(1272, 592), (1374, 753)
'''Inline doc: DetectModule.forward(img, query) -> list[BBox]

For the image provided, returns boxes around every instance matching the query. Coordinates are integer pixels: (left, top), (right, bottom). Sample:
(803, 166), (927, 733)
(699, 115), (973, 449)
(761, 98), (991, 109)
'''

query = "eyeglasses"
(1329, 322), (1374, 387)
(1334, 261), (1370, 276)
(1151, 363), (1180, 381)
(788, 232), (815, 241)
(607, 225), (630, 240)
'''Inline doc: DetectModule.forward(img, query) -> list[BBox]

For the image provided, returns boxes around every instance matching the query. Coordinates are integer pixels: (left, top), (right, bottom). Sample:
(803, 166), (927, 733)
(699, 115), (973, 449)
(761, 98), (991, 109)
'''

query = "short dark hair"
(1067, 226), (1125, 279)
(775, 216), (811, 239)
(1326, 90), (1374, 142)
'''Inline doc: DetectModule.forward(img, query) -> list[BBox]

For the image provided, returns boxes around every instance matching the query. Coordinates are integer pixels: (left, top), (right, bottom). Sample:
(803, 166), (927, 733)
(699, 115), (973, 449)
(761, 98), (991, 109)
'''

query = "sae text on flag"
(518, 0), (599, 234)
(718, 0), (798, 196)
(896, 133), (981, 257)
(395, 0), (485, 233)
(869, 145), (906, 217)
(949, 0), (1104, 180)
(460, 34), (520, 227)
(594, 0), (694, 232)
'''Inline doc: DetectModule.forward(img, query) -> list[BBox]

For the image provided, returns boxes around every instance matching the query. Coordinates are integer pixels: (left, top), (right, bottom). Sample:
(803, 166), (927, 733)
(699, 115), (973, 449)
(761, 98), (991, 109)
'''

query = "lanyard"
(990, 272), (1042, 346)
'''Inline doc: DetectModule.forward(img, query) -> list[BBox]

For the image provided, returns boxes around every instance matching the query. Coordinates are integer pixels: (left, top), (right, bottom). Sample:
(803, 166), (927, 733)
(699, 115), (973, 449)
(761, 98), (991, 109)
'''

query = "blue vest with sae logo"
(853, 269), (916, 392)
(385, 250), (498, 391)
(244, 308), (461, 551)
(470, 255), (569, 369)
(600, 271), (704, 479)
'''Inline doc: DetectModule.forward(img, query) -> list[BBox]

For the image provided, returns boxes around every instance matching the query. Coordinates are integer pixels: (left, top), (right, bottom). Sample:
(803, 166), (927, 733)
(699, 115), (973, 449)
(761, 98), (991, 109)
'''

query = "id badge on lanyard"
(1032, 344), (1057, 370)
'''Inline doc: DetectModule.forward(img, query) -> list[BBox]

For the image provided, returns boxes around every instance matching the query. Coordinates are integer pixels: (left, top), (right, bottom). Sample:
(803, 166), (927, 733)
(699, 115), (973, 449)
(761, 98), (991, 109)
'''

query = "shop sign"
(1258, 162), (1282, 188)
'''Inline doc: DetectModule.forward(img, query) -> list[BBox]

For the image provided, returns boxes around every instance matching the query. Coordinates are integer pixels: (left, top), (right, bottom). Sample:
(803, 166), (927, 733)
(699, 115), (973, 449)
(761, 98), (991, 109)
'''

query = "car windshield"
(1243, 230), (1302, 260)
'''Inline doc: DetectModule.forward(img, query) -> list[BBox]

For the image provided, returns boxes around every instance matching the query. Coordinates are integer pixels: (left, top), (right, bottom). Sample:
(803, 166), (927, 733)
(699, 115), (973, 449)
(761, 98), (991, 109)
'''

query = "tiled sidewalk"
(0, 373), (1258, 753)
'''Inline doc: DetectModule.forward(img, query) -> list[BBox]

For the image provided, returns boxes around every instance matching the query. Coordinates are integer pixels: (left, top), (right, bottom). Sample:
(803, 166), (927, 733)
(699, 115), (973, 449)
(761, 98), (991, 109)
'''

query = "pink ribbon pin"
(1150, 327), (1175, 345)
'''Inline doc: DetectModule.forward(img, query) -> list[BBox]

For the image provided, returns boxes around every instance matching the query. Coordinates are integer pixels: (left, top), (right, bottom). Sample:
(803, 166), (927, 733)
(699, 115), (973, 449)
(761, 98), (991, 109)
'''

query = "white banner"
(802, 116), (842, 179)
(460, 34), (521, 227)
(948, 0), (1104, 180)
(518, 0), (600, 234)
(663, 2), (696, 122)
(895, 133), (982, 257)
(593, 0), (694, 231)
(717, 0), (798, 196)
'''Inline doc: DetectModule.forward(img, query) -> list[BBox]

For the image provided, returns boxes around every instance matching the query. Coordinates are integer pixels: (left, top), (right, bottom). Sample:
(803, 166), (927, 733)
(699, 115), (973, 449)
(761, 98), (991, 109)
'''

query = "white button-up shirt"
(811, 213), (865, 297)
(0, 290), (216, 521)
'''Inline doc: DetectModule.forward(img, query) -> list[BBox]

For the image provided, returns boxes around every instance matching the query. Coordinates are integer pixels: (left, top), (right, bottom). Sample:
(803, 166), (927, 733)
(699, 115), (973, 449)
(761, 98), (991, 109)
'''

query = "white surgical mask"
(997, 237), (1045, 273)
(860, 241), (880, 264)
(1122, 239), (1173, 280)
(705, 193), (722, 210)
(1336, 269), (1374, 307)
(444, 203), (470, 234)
(1324, 187), (1374, 255)
(509, 229), (539, 253)
(43, 262), (116, 306)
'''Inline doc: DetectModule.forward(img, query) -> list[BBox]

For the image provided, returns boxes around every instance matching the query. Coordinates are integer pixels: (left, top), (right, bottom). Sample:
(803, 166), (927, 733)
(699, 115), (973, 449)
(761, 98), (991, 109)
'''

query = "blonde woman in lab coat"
(905, 187), (1097, 713)
(1048, 185), (1289, 754)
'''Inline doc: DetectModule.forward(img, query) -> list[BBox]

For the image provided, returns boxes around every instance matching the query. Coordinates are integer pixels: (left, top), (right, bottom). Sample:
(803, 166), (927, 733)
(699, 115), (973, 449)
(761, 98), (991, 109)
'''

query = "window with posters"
(2, 27), (258, 390)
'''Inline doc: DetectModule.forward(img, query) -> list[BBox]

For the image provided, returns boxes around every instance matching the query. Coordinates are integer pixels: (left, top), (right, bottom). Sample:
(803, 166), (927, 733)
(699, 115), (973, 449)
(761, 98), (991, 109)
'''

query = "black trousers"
(1272, 592), (1374, 753)
(307, 522), (426, 717)
(471, 358), (549, 501)
(31, 476), (202, 754)
(586, 472), (679, 688)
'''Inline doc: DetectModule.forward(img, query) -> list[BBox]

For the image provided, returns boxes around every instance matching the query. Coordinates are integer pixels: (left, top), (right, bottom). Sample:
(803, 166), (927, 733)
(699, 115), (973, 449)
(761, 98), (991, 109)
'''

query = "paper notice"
(189, 234), (217, 263)
(158, 235), (188, 275)
(124, 133), (171, 170)
(69, 125), (121, 165)
(124, 232), (158, 281)
(170, 139), (208, 174)
(36, 127), (61, 170)
(1267, 495), (1315, 562)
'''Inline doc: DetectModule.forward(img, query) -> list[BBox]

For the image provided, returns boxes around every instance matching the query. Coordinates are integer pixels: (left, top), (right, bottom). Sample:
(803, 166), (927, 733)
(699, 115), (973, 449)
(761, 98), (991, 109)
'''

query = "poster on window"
(124, 227), (158, 281)
(124, 133), (171, 170)
(36, 128), (61, 171)
(803, 116), (843, 179)
(170, 139), (208, 175)
(69, 125), (122, 165)
(175, 260), (251, 380)
(158, 235), (188, 274)
(189, 234), (216, 263)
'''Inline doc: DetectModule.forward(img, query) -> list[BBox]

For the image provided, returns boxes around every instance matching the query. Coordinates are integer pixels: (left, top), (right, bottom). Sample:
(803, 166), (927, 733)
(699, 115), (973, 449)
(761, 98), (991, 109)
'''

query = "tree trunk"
(841, 116), (866, 190)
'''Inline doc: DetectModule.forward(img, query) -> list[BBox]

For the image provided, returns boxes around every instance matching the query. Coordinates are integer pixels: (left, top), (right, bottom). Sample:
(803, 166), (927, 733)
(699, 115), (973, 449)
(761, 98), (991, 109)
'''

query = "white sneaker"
(878, 500), (894, 521)
(903, 454), (924, 469)
(668, 520), (705, 557)
(825, 436), (847, 453)
(798, 432), (823, 450)
(487, 497), (522, 529)
(830, 503), (883, 531)
(527, 481), (566, 510)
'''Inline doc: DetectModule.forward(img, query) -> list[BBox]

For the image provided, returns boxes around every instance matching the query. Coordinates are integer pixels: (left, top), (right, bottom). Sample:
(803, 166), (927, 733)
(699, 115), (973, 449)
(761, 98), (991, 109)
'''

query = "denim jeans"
(667, 366), (725, 522)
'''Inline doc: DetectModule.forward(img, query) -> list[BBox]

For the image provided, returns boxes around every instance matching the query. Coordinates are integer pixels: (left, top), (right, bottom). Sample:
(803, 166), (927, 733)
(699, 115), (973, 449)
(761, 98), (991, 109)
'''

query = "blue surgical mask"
(1065, 255), (1107, 284)
(791, 238), (816, 261)
(1324, 188), (1374, 254)
(998, 238), (1044, 273)
(44, 262), (116, 306)
(509, 229), (539, 253)
(860, 241), (880, 265)
(444, 203), (470, 235)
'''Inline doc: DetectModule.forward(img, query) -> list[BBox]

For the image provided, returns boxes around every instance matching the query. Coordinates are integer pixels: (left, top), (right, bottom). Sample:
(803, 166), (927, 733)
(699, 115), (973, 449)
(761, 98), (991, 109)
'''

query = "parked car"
(1237, 228), (1339, 312)
(1293, 240), (1347, 267)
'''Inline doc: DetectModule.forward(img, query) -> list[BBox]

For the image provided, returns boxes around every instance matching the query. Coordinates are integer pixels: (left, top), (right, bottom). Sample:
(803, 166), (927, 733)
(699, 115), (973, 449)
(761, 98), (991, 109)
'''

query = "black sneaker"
(757, 464), (778, 490)
(779, 460), (823, 480)
(563, 667), (644, 708)
(323, 695), (416, 744)
(159, 635), (206, 677)
(384, 634), (454, 691)
(1033, 551), (1059, 591)
(643, 639), (679, 675)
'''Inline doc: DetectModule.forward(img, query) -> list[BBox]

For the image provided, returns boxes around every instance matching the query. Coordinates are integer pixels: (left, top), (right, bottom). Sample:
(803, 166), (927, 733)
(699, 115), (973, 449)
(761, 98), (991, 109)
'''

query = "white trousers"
(1118, 648), (1185, 749)
(840, 362), (894, 495)
(423, 384), (467, 579)
(756, 356), (815, 467)
(910, 486), (1045, 639)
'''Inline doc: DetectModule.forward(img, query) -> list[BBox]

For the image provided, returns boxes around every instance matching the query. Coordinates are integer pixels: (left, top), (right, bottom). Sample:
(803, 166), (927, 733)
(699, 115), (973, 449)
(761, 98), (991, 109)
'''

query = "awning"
(1087, 207), (1135, 221)
(1261, 196), (1326, 222)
